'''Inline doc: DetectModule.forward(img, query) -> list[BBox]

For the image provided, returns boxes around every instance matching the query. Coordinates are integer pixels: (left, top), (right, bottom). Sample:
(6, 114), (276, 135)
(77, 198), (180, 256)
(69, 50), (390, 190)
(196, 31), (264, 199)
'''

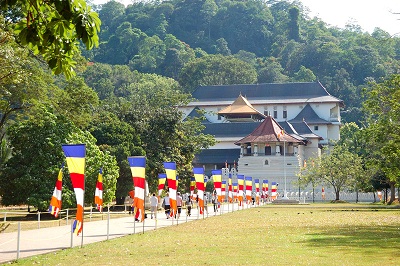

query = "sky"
(92, 0), (400, 36)
(299, 0), (400, 36)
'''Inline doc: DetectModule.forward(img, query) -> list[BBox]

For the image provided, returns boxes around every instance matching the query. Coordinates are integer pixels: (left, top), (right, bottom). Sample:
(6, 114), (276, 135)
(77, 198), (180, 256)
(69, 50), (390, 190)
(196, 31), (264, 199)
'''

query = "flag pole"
(142, 181), (146, 234)
(81, 149), (86, 248)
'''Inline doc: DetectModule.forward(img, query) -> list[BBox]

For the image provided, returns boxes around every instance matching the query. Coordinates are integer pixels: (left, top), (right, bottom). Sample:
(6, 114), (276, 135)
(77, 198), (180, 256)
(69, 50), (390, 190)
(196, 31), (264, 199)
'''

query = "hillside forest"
(1, 0), (400, 209)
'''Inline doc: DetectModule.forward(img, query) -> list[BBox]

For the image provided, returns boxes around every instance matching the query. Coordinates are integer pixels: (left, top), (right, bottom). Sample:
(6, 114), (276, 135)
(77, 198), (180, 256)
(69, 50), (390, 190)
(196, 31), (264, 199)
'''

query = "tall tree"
(110, 73), (215, 192)
(363, 75), (400, 204)
(288, 6), (300, 41)
(0, 19), (54, 142)
(88, 110), (144, 204)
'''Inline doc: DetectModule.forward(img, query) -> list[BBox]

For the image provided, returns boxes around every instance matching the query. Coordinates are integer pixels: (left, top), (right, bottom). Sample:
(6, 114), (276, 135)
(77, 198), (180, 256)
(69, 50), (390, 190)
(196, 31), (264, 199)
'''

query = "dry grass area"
(12, 203), (400, 266)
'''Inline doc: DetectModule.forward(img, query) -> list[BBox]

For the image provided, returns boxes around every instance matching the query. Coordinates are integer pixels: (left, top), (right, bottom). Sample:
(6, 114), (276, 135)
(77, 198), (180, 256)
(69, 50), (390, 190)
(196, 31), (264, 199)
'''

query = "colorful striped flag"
(228, 173), (233, 203)
(193, 167), (205, 214)
(271, 182), (277, 201)
(158, 173), (167, 198)
(94, 168), (103, 212)
(164, 162), (177, 218)
(62, 144), (86, 236)
(49, 165), (64, 217)
(128, 156), (146, 222)
(255, 179), (260, 205)
(221, 181), (226, 203)
(245, 176), (252, 204)
(237, 175), (244, 206)
(190, 176), (196, 200)
(233, 183), (238, 202)
(212, 170), (222, 203)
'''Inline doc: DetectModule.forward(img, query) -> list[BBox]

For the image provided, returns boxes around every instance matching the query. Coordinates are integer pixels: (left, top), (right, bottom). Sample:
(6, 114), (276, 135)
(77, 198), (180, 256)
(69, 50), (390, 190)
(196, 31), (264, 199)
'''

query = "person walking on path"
(176, 192), (183, 219)
(186, 195), (193, 216)
(162, 193), (171, 219)
(212, 192), (218, 213)
(150, 193), (158, 219)
(204, 193), (209, 214)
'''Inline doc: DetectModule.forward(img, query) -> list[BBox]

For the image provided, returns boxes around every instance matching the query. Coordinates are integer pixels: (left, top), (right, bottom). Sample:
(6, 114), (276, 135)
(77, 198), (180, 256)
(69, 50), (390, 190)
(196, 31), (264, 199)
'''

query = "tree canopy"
(1, 0), (101, 78)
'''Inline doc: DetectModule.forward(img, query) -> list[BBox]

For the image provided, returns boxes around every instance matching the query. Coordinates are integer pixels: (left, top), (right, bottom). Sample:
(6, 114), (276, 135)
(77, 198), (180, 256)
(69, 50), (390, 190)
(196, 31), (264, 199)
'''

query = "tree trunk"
(373, 192), (376, 203)
(335, 190), (340, 201)
(388, 182), (396, 204)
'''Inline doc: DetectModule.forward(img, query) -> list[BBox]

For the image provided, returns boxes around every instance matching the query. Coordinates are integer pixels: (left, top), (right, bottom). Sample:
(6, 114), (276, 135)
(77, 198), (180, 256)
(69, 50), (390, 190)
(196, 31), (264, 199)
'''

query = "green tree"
(291, 65), (316, 82)
(257, 57), (289, 83)
(1, 0), (101, 78)
(300, 145), (364, 201)
(129, 35), (166, 73)
(288, 6), (300, 41)
(111, 73), (215, 193)
(88, 110), (144, 204)
(201, 0), (218, 39)
(0, 20), (54, 141)
(55, 77), (100, 129)
(362, 75), (400, 204)
(0, 107), (118, 210)
(179, 55), (257, 93)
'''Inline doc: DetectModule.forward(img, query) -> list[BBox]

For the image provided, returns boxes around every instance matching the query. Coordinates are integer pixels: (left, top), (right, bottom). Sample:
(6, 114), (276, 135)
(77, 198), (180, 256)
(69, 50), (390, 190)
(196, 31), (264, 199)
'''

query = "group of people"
(160, 192), (189, 219)
(133, 191), (222, 221)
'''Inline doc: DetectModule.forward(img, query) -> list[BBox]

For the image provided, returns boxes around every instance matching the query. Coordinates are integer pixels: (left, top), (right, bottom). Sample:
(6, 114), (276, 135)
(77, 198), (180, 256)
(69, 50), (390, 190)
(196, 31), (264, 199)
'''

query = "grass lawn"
(12, 204), (400, 265)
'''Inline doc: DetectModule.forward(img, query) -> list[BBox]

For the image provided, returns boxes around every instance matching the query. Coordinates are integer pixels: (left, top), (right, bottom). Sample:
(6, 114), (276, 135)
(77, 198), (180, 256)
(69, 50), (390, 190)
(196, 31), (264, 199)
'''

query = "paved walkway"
(0, 202), (251, 263)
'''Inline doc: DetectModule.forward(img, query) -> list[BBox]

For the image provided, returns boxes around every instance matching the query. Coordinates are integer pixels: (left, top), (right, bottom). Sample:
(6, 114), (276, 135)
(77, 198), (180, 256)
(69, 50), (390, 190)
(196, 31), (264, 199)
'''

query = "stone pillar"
(254, 143), (258, 156)
(276, 145), (280, 156)
(288, 145), (293, 155)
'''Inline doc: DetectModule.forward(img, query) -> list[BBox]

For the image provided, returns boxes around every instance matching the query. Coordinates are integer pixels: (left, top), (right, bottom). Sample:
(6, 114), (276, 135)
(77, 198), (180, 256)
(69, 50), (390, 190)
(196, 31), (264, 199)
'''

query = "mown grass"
(10, 204), (400, 266)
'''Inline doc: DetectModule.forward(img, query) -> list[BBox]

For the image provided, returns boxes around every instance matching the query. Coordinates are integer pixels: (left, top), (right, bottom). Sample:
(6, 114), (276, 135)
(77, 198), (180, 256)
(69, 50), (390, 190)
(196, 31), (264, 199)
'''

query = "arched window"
(264, 159), (269, 165)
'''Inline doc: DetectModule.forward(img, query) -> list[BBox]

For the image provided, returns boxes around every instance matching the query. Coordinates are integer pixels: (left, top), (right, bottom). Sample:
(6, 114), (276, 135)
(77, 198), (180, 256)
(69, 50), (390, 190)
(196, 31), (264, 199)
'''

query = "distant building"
(179, 82), (347, 200)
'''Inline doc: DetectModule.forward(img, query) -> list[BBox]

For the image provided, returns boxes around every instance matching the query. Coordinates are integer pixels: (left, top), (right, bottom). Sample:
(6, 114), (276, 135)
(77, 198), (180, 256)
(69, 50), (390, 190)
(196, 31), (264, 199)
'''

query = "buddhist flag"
(277, 129), (285, 139)
(49, 165), (64, 217)
(212, 170), (222, 203)
(271, 182), (277, 201)
(245, 176), (252, 204)
(164, 162), (177, 218)
(255, 179), (260, 205)
(94, 168), (103, 212)
(190, 176), (196, 200)
(193, 167), (205, 214)
(221, 181), (226, 203)
(62, 144), (85, 236)
(233, 183), (238, 202)
(228, 173), (233, 203)
(237, 175), (244, 206)
(263, 179), (269, 201)
(158, 173), (167, 198)
(128, 156), (146, 222)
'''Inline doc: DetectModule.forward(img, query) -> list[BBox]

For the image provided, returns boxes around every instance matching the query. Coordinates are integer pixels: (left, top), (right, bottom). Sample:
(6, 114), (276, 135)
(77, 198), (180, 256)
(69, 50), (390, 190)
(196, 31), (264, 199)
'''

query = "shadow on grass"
(304, 225), (400, 250)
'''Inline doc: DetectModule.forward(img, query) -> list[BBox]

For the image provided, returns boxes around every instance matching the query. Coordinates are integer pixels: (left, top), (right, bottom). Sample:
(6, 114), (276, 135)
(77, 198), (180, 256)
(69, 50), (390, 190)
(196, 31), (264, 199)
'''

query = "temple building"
(179, 82), (344, 199)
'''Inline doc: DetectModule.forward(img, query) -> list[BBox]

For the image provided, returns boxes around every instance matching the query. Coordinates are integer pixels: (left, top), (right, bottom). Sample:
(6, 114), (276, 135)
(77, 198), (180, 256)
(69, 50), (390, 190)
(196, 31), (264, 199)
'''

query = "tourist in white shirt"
(150, 193), (158, 219)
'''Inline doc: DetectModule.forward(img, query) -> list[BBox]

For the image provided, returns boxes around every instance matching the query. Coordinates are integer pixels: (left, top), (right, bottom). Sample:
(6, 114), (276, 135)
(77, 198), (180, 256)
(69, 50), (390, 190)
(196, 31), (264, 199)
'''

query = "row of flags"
(48, 144), (104, 236)
(48, 144), (88, 235)
(49, 144), (283, 236)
